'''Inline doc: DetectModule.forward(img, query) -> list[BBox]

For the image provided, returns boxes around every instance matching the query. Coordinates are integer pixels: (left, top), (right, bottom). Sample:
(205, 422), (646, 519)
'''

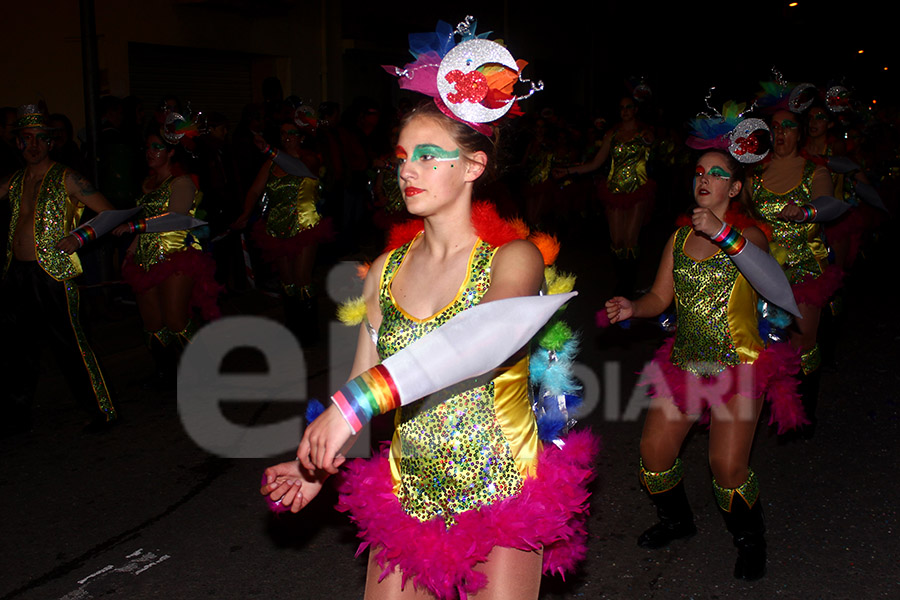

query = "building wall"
(1, 0), (329, 133)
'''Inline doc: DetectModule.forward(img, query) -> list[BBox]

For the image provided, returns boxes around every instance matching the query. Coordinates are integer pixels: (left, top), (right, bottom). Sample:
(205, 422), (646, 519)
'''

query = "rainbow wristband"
(798, 205), (817, 222)
(70, 225), (97, 248)
(330, 364), (401, 434)
(128, 219), (148, 234)
(711, 222), (746, 256)
(262, 144), (278, 160)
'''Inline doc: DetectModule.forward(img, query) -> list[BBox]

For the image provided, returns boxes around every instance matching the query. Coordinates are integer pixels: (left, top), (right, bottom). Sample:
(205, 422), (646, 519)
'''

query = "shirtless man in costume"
(1, 105), (117, 435)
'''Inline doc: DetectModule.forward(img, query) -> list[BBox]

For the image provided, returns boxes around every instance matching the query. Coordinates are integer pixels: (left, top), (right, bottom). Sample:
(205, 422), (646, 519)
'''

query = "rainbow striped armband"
(330, 364), (401, 434)
(69, 225), (97, 248)
(711, 222), (746, 256)
(796, 205), (817, 222)
(127, 219), (148, 234)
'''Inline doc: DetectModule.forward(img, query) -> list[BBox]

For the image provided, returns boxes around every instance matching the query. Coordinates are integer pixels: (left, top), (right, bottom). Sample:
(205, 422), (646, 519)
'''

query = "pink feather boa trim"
(335, 429), (600, 599)
(791, 264), (844, 308)
(250, 218), (334, 263)
(641, 338), (807, 434)
(122, 248), (223, 320)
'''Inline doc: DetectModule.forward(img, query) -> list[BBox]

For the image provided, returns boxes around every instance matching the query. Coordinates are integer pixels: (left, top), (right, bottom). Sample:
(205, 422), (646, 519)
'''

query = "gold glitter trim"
(387, 232), (481, 324)
(801, 344), (821, 374)
(713, 468), (759, 512)
(640, 457), (684, 494)
(64, 280), (116, 420)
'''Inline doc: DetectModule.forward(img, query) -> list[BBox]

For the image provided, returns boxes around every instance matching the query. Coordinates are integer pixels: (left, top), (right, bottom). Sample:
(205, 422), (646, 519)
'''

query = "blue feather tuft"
(305, 399), (325, 423)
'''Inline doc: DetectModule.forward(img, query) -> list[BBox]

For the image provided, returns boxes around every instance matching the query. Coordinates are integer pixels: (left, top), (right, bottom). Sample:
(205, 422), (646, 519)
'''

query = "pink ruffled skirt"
(597, 179), (656, 212)
(122, 247), (223, 320)
(251, 218), (333, 263)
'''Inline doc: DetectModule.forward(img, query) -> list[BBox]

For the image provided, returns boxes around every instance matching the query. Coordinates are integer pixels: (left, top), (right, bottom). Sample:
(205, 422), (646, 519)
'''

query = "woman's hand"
(606, 296), (634, 324)
(259, 460), (327, 513)
(55, 235), (81, 255)
(296, 403), (354, 474)
(112, 223), (131, 236)
(551, 167), (570, 179)
(691, 207), (724, 238)
(778, 203), (804, 222)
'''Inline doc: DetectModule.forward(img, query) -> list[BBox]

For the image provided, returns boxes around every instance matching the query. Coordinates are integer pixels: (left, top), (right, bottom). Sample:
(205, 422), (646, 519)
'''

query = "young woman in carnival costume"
(601, 99), (808, 580)
(801, 87), (885, 279)
(749, 76), (849, 436)
(798, 86), (887, 369)
(553, 87), (656, 294)
(233, 108), (332, 339)
(260, 17), (597, 599)
(115, 113), (222, 385)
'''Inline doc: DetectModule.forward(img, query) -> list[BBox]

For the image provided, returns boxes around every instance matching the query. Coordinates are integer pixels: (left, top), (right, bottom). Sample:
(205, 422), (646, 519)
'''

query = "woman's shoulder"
(485, 239), (545, 300)
(171, 174), (195, 187)
(492, 239), (544, 279)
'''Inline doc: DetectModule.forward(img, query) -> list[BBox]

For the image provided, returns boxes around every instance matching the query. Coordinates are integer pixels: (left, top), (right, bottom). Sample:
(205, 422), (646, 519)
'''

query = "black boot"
(715, 471), (766, 581)
(638, 458), (697, 549)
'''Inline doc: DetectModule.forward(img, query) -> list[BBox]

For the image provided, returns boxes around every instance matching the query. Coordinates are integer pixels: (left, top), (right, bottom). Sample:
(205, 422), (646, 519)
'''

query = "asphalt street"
(1, 215), (897, 600)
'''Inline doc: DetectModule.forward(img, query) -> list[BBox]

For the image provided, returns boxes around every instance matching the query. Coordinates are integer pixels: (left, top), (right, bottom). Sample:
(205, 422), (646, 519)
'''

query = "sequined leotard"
(669, 227), (763, 377)
(251, 163), (330, 263)
(133, 176), (202, 271)
(122, 175), (221, 320)
(641, 226), (803, 427)
(751, 160), (828, 284)
(263, 165), (321, 238)
(598, 130), (656, 210)
(378, 234), (539, 521)
(337, 228), (597, 598)
(607, 132), (651, 194)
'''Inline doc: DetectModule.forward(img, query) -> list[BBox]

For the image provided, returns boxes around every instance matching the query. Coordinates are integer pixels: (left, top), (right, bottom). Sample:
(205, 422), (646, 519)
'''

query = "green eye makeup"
(411, 144), (460, 162)
(707, 166), (731, 179)
(772, 119), (799, 131)
(694, 165), (731, 180)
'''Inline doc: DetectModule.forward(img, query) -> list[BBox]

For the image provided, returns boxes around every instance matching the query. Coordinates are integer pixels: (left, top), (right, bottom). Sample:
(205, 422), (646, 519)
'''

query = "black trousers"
(1, 259), (115, 423)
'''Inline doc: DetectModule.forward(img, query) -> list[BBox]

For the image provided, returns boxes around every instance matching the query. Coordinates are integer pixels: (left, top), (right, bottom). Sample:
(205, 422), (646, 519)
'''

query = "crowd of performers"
(2, 15), (896, 599)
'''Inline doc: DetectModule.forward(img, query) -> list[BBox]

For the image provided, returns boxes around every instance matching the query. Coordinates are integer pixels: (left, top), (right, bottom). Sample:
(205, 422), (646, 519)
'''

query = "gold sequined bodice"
(751, 160), (827, 283)
(671, 227), (764, 376)
(264, 165), (321, 238)
(378, 235), (538, 523)
(607, 132), (650, 194)
(134, 176), (201, 271)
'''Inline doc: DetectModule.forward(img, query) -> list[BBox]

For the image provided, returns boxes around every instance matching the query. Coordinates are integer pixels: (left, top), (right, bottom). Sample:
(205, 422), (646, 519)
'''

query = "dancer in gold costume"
(235, 120), (330, 339)
(605, 149), (805, 581)
(260, 17), (596, 598)
(116, 132), (221, 387)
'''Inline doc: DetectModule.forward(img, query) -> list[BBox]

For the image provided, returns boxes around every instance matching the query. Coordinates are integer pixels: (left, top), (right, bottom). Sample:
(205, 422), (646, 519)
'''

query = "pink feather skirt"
(336, 429), (600, 599)
(641, 337), (807, 434)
